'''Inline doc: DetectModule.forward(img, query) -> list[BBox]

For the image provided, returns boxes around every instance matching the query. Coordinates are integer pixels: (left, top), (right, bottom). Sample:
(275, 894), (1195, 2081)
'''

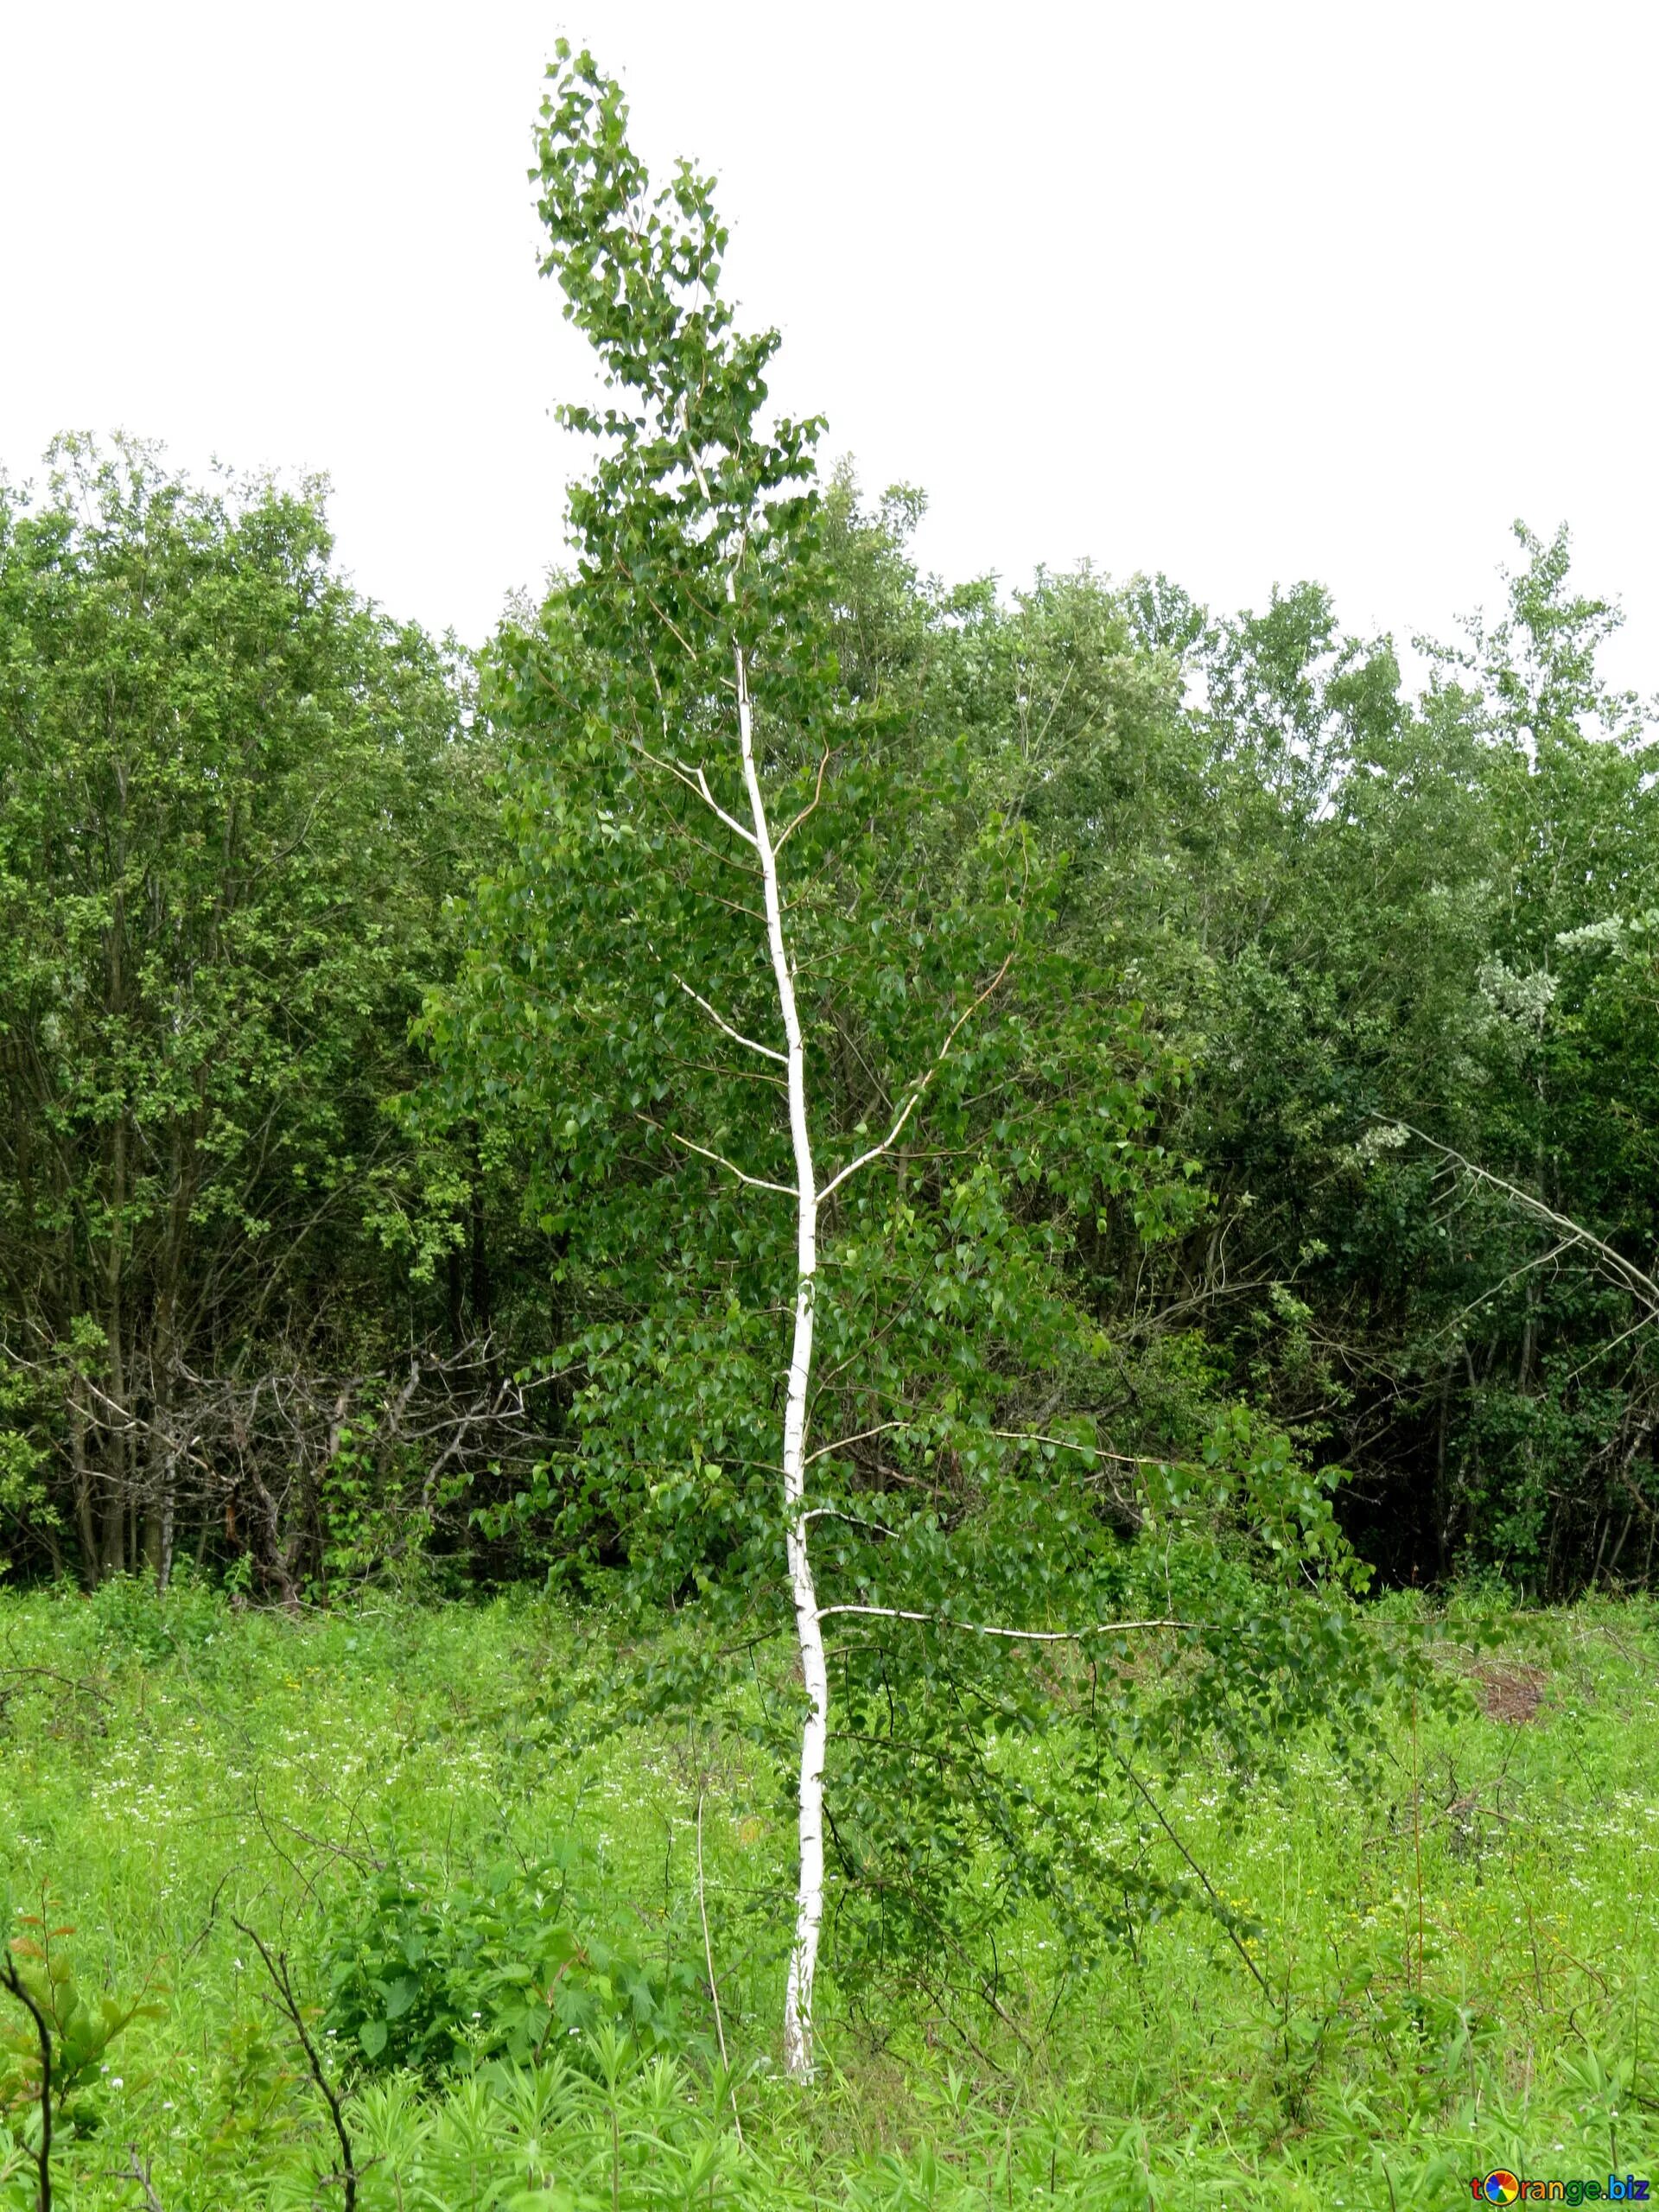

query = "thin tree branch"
(803, 1421), (912, 1465)
(1424, 1239), (1581, 1347)
(231, 1917), (358, 2212)
(692, 761), (762, 849)
(631, 742), (758, 849)
(816, 1605), (1185, 1643)
(674, 976), (786, 1063)
(1103, 1733), (1272, 1998)
(818, 946), (1018, 1206)
(1389, 1121), (1659, 1315)
(802, 1505), (901, 1538)
(988, 1429), (1184, 1475)
(773, 745), (835, 851)
(805, 1419), (1181, 1478)
(636, 1116), (798, 1198)
(103, 2149), (166, 2212)
(0, 1665), (113, 1706)
(696, 1791), (743, 2150)
(0, 1948), (51, 2212)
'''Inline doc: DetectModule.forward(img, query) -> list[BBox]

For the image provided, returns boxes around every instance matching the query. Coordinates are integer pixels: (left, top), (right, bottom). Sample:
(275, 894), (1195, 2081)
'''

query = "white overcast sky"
(3, 1), (1656, 690)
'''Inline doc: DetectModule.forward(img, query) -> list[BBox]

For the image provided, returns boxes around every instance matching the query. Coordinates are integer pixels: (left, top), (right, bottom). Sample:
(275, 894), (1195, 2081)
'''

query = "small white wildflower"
(111, 2078), (123, 2088)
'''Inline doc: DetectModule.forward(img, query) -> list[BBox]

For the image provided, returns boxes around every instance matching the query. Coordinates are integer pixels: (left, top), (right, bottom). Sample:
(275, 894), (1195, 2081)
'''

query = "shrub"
(321, 1850), (705, 2074)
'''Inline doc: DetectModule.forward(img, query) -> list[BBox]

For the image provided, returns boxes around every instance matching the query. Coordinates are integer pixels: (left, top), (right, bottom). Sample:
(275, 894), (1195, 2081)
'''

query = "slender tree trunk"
(70, 1383), (99, 1586)
(1434, 1353), (1454, 1570)
(144, 1305), (176, 1582)
(156, 1476), (176, 1593)
(733, 645), (829, 2082)
(100, 1492), (124, 1580)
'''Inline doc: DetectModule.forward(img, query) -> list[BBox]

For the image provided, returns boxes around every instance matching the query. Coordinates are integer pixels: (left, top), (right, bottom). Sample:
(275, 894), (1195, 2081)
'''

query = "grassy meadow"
(1, 1580), (1656, 2209)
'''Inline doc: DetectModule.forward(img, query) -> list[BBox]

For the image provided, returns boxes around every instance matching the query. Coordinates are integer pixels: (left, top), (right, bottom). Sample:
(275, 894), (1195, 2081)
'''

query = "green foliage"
(930, 510), (1659, 1596)
(0, 1591), (1655, 2207)
(1, 35), (1656, 2198)
(190, 2013), (299, 2183)
(83, 1567), (227, 1662)
(0, 435), (506, 1590)
(0, 1904), (160, 2137)
(1146, 526), (1659, 1592)
(322, 1853), (704, 2074)
(412, 50), (1474, 2049)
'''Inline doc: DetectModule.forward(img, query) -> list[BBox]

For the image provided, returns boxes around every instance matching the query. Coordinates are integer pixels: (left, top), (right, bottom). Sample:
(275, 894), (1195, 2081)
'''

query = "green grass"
(1, 1579), (1655, 2208)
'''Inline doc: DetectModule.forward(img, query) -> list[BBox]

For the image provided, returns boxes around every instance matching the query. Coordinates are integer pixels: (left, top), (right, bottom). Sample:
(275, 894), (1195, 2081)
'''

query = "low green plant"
(84, 1568), (227, 1665)
(0, 1902), (161, 2144)
(192, 2012), (301, 2182)
(322, 1851), (706, 2075)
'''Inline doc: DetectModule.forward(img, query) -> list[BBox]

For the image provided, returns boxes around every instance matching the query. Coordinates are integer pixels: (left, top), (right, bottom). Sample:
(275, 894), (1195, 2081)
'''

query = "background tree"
(0, 436), (512, 1588)
(1019, 528), (1659, 1592)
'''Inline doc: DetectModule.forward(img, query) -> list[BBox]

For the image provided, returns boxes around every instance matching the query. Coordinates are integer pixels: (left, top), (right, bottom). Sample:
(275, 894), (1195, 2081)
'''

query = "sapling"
(442, 42), (1429, 2080)
(1, 1895), (162, 2212)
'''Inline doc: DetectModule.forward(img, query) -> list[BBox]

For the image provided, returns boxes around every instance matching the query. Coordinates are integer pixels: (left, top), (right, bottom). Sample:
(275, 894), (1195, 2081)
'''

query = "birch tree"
(499, 46), (1015, 2074)
(433, 46), (1415, 2081)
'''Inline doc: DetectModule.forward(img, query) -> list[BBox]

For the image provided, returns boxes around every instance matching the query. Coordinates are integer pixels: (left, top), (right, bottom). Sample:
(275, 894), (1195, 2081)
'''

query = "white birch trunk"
(731, 644), (829, 2082)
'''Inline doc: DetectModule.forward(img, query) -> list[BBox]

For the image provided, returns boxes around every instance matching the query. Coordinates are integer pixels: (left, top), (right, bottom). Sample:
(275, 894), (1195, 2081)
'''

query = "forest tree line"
(1, 423), (1655, 1605)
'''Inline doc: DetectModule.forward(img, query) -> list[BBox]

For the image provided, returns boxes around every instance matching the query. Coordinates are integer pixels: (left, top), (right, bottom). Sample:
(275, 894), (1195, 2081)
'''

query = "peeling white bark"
(728, 642), (829, 2082)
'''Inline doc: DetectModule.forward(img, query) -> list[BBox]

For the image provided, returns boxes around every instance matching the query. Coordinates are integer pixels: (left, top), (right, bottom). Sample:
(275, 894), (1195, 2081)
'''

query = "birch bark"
(729, 641), (829, 2082)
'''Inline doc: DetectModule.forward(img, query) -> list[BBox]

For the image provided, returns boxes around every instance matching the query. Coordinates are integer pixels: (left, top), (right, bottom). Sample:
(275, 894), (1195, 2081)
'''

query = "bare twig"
(231, 1917), (357, 2211)
(988, 1428), (1183, 1475)
(801, 1506), (901, 1539)
(631, 741), (758, 849)
(803, 1421), (912, 1465)
(104, 2147), (167, 2212)
(696, 1791), (743, 2150)
(1104, 1738), (1272, 1999)
(636, 1115), (798, 1198)
(0, 1947), (52, 2212)
(1389, 1121), (1659, 1316)
(178, 1872), (231, 1966)
(0, 1666), (112, 1707)
(673, 975), (785, 1064)
(773, 744), (835, 851)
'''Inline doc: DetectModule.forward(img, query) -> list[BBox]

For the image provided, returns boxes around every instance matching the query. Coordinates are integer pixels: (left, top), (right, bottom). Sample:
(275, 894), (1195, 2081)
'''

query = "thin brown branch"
(1389, 1121), (1659, 1316)
(231, 1917), (358, 2212)
(103, 2148), (167, 2212)
(774, 744), (836, 851)
(696, 1791), (743, 2150)
(1104, 1732), (1271, 1998)
(0, 1947), (52, 2212)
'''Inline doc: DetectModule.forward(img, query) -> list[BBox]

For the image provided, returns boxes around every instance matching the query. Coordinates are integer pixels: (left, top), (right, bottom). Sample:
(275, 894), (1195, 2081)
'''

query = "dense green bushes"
(322, 1853), (704, 2074)
(3, 334), (1656, 1618)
